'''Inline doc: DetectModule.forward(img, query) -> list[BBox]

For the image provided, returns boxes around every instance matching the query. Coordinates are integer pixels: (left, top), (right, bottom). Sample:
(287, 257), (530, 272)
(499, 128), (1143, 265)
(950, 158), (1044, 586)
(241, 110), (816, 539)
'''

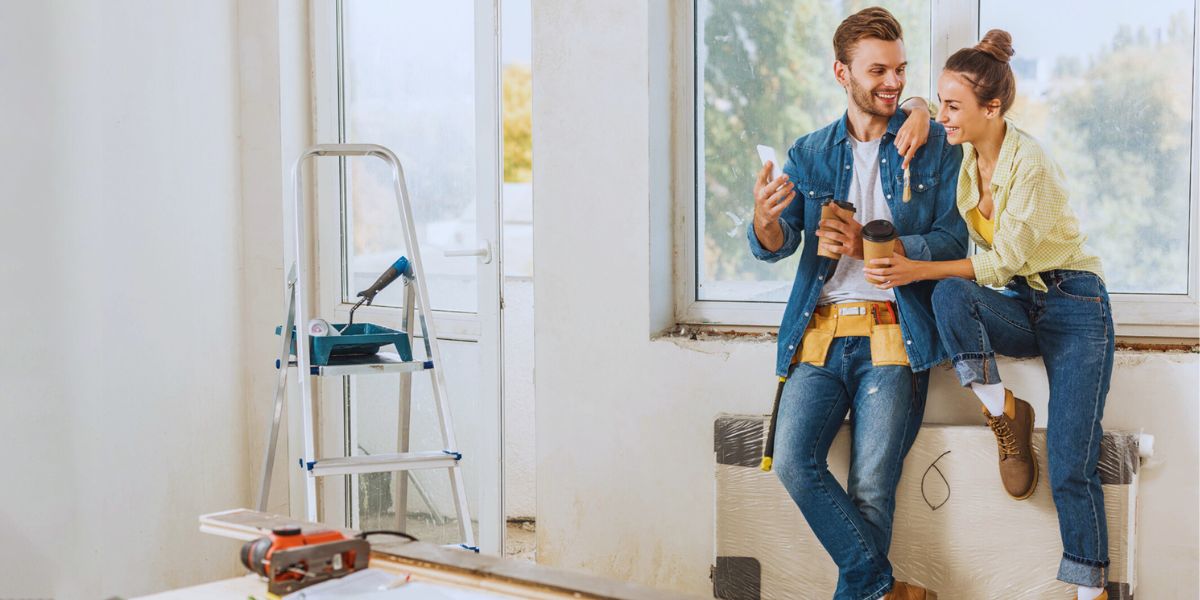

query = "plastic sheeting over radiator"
(713, 415), (1140, 599)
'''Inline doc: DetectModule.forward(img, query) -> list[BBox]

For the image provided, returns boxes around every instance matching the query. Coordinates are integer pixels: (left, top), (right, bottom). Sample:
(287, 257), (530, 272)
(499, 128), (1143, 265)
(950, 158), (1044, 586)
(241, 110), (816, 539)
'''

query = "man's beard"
(848, 74), (899, 119)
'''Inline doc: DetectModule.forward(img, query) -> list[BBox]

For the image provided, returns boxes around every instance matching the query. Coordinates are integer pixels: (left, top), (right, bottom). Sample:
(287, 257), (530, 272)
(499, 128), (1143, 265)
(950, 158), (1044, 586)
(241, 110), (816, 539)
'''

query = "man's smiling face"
(837, 37), (907, 118)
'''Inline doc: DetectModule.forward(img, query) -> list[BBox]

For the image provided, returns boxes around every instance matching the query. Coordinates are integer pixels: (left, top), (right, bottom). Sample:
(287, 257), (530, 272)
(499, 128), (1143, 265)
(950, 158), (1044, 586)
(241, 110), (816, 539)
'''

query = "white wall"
(0, 1), (249, 596)
(532, 1), (1199, 597)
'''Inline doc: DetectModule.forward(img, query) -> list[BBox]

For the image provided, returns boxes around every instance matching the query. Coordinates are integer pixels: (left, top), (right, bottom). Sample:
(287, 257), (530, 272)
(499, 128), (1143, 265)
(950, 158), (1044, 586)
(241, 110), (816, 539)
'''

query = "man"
(748, 7), (967, 600)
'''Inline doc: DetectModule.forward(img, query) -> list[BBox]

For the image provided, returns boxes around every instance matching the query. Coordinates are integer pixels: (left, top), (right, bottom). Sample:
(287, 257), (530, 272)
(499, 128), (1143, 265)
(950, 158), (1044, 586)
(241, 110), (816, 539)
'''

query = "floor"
(397, 515), (536, 562)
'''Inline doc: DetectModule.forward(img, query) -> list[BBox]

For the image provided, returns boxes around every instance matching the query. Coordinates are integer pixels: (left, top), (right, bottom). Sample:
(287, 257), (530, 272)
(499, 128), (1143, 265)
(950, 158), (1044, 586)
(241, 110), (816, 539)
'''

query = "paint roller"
(347, 256), (412, 325)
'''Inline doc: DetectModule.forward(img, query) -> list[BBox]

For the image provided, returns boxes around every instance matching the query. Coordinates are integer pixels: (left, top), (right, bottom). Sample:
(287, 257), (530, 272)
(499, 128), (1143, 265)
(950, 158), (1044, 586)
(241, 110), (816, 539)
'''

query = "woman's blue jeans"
(931, 270), (1115, 587)
(773, 336), (928, 600)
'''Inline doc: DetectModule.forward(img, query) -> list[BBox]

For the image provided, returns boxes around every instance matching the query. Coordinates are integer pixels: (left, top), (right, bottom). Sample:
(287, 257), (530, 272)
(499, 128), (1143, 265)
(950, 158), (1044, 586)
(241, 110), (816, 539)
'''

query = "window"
(681, 1), (1199, 336)
(340, 0), (479, 313)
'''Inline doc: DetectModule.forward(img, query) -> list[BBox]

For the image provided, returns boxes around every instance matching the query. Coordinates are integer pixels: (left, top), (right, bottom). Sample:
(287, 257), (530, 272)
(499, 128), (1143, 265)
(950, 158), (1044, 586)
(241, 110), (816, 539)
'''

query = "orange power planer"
(240, 526), (370, 595)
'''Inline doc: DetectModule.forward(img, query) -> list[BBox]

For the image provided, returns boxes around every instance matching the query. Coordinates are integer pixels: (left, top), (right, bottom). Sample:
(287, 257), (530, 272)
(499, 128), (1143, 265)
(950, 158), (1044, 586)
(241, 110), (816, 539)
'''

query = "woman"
(865, 30), (1113, 600)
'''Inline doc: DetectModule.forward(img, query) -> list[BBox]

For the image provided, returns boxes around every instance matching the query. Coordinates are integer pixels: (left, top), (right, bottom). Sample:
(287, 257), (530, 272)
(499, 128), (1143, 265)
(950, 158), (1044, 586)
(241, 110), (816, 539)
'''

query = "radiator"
(713, 415), (1140, 599)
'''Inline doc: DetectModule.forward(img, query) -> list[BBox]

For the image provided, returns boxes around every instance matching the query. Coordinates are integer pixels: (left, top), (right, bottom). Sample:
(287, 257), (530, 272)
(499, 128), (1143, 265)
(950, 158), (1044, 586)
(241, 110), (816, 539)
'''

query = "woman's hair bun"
(975, 29), (1014, 63)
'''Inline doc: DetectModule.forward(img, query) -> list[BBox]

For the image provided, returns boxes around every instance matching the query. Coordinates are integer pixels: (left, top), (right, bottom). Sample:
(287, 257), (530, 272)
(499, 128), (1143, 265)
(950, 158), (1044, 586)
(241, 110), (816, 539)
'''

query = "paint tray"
(276, 323), (413, 366)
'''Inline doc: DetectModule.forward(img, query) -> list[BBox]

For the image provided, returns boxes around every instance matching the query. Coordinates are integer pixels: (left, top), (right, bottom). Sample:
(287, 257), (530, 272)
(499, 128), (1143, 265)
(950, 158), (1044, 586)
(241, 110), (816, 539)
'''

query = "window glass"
(696, 0), (932, 301)
(343, 0), (478, 312)
(980, 0), (1195, 293)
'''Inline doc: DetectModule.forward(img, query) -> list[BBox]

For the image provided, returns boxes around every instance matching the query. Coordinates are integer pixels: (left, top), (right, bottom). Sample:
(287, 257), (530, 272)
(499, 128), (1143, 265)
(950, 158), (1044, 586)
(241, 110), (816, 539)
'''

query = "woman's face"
(936, 70), (994, 145)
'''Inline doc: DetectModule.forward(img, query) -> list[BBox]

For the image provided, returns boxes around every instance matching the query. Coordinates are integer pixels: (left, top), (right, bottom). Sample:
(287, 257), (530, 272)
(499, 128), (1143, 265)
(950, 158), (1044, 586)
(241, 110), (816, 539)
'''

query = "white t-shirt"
(816, 135), (897, 305)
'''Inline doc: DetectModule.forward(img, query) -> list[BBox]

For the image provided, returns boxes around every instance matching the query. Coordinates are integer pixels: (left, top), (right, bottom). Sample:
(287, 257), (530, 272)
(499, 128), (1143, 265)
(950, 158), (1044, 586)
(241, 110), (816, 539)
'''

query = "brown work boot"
(983, 389), (1038, 499)
(885, 580), (937, 600)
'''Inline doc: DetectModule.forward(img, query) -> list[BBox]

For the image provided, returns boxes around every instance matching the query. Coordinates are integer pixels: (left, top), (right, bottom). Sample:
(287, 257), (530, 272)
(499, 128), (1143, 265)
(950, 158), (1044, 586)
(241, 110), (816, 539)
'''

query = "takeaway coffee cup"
(817, 200), (857, 260)
(862, 219), (898, 283)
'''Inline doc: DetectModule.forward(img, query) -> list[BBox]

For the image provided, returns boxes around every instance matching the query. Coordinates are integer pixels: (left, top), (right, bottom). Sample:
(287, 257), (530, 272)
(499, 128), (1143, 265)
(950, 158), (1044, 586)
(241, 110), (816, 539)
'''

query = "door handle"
(444, 241), (493, 264)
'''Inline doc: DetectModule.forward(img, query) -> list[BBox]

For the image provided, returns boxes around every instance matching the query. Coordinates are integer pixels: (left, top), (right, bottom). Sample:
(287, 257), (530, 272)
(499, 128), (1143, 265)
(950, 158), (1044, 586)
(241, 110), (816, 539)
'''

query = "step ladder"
(256, 143), (475, 549)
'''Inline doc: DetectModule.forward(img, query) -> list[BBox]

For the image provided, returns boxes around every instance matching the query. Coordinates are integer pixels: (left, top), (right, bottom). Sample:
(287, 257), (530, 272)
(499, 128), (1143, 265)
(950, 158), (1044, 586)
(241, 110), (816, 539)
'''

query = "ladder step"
(303, 450), (461, 477)
(278, 352), (434, 376)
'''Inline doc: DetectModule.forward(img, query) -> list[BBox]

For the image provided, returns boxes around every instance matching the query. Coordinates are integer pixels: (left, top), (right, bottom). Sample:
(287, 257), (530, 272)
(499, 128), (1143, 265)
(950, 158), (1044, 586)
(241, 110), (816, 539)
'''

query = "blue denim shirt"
(748, 111), (967, 376)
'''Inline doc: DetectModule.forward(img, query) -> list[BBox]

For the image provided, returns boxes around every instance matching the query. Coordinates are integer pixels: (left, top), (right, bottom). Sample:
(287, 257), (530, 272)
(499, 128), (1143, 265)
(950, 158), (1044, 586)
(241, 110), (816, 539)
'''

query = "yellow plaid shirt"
(958, 121), (1104, 291)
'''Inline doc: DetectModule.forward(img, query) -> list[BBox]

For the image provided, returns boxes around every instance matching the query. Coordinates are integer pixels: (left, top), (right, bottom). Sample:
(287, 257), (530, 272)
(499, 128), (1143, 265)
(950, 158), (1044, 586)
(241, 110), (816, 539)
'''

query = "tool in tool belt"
(870, 302), (897, 325)
(761, 377), (787, 472)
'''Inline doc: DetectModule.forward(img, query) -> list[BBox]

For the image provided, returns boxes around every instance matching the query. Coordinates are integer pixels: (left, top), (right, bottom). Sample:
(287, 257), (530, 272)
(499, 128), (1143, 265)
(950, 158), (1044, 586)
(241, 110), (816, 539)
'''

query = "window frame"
(675, 0), (1200, 338)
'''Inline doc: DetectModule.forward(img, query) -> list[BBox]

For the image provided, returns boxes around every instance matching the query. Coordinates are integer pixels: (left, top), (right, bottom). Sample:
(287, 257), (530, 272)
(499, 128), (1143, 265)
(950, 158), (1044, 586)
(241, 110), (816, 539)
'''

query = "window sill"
(661, 323), (1199, 353)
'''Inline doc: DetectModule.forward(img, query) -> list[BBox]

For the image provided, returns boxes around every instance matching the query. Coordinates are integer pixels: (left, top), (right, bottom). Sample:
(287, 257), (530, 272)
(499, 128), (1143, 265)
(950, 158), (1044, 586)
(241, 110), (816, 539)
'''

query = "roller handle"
(357, 256), (411, 304)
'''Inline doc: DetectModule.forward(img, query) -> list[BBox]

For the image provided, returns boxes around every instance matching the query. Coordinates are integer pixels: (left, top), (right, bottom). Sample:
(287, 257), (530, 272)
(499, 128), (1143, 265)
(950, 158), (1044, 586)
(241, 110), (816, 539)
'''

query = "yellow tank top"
(966, 207), (994, 246)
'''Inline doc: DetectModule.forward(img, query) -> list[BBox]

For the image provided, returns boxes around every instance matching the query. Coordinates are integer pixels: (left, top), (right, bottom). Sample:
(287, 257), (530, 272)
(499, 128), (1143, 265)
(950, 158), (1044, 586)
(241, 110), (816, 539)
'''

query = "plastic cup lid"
(862, 219), (897, 242)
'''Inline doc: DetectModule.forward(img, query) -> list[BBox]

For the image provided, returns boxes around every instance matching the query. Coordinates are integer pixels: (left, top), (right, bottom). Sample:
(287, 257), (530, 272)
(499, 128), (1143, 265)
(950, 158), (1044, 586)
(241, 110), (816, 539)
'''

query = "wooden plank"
(197, 509), (698, 600)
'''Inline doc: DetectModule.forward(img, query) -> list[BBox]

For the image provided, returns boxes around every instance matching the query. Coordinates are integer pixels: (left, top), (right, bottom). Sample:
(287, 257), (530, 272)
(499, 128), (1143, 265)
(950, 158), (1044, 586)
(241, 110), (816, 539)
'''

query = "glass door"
(309, 0), (503, 554)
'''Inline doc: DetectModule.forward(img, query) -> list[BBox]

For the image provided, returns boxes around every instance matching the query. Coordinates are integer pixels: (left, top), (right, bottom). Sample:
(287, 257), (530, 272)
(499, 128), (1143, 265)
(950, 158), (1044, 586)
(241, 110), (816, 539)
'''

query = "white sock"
(971, 382), (1007, 416)
(1078, 585), (1105, 600)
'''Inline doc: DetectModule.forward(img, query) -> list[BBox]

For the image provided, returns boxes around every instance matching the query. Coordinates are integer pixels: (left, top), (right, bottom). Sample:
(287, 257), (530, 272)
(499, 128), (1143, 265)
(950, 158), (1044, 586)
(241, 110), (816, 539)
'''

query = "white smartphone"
(756, 145), (783, 181)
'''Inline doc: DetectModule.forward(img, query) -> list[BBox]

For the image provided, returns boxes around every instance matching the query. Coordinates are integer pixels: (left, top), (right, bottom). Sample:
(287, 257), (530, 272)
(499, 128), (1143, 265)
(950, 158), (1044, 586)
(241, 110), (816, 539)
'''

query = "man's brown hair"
(833, 7), (904, 64)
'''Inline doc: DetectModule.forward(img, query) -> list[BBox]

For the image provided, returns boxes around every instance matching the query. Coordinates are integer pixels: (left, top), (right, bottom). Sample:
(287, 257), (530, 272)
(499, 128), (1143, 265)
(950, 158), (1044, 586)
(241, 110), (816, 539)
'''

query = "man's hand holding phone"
(752, 147), (795, 253)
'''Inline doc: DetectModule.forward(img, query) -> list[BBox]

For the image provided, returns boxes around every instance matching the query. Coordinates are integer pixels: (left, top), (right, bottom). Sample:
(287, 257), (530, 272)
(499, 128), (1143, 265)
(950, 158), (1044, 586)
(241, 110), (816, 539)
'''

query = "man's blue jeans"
(931, 271), (1114, 587)
(773, 336), (928, 600)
